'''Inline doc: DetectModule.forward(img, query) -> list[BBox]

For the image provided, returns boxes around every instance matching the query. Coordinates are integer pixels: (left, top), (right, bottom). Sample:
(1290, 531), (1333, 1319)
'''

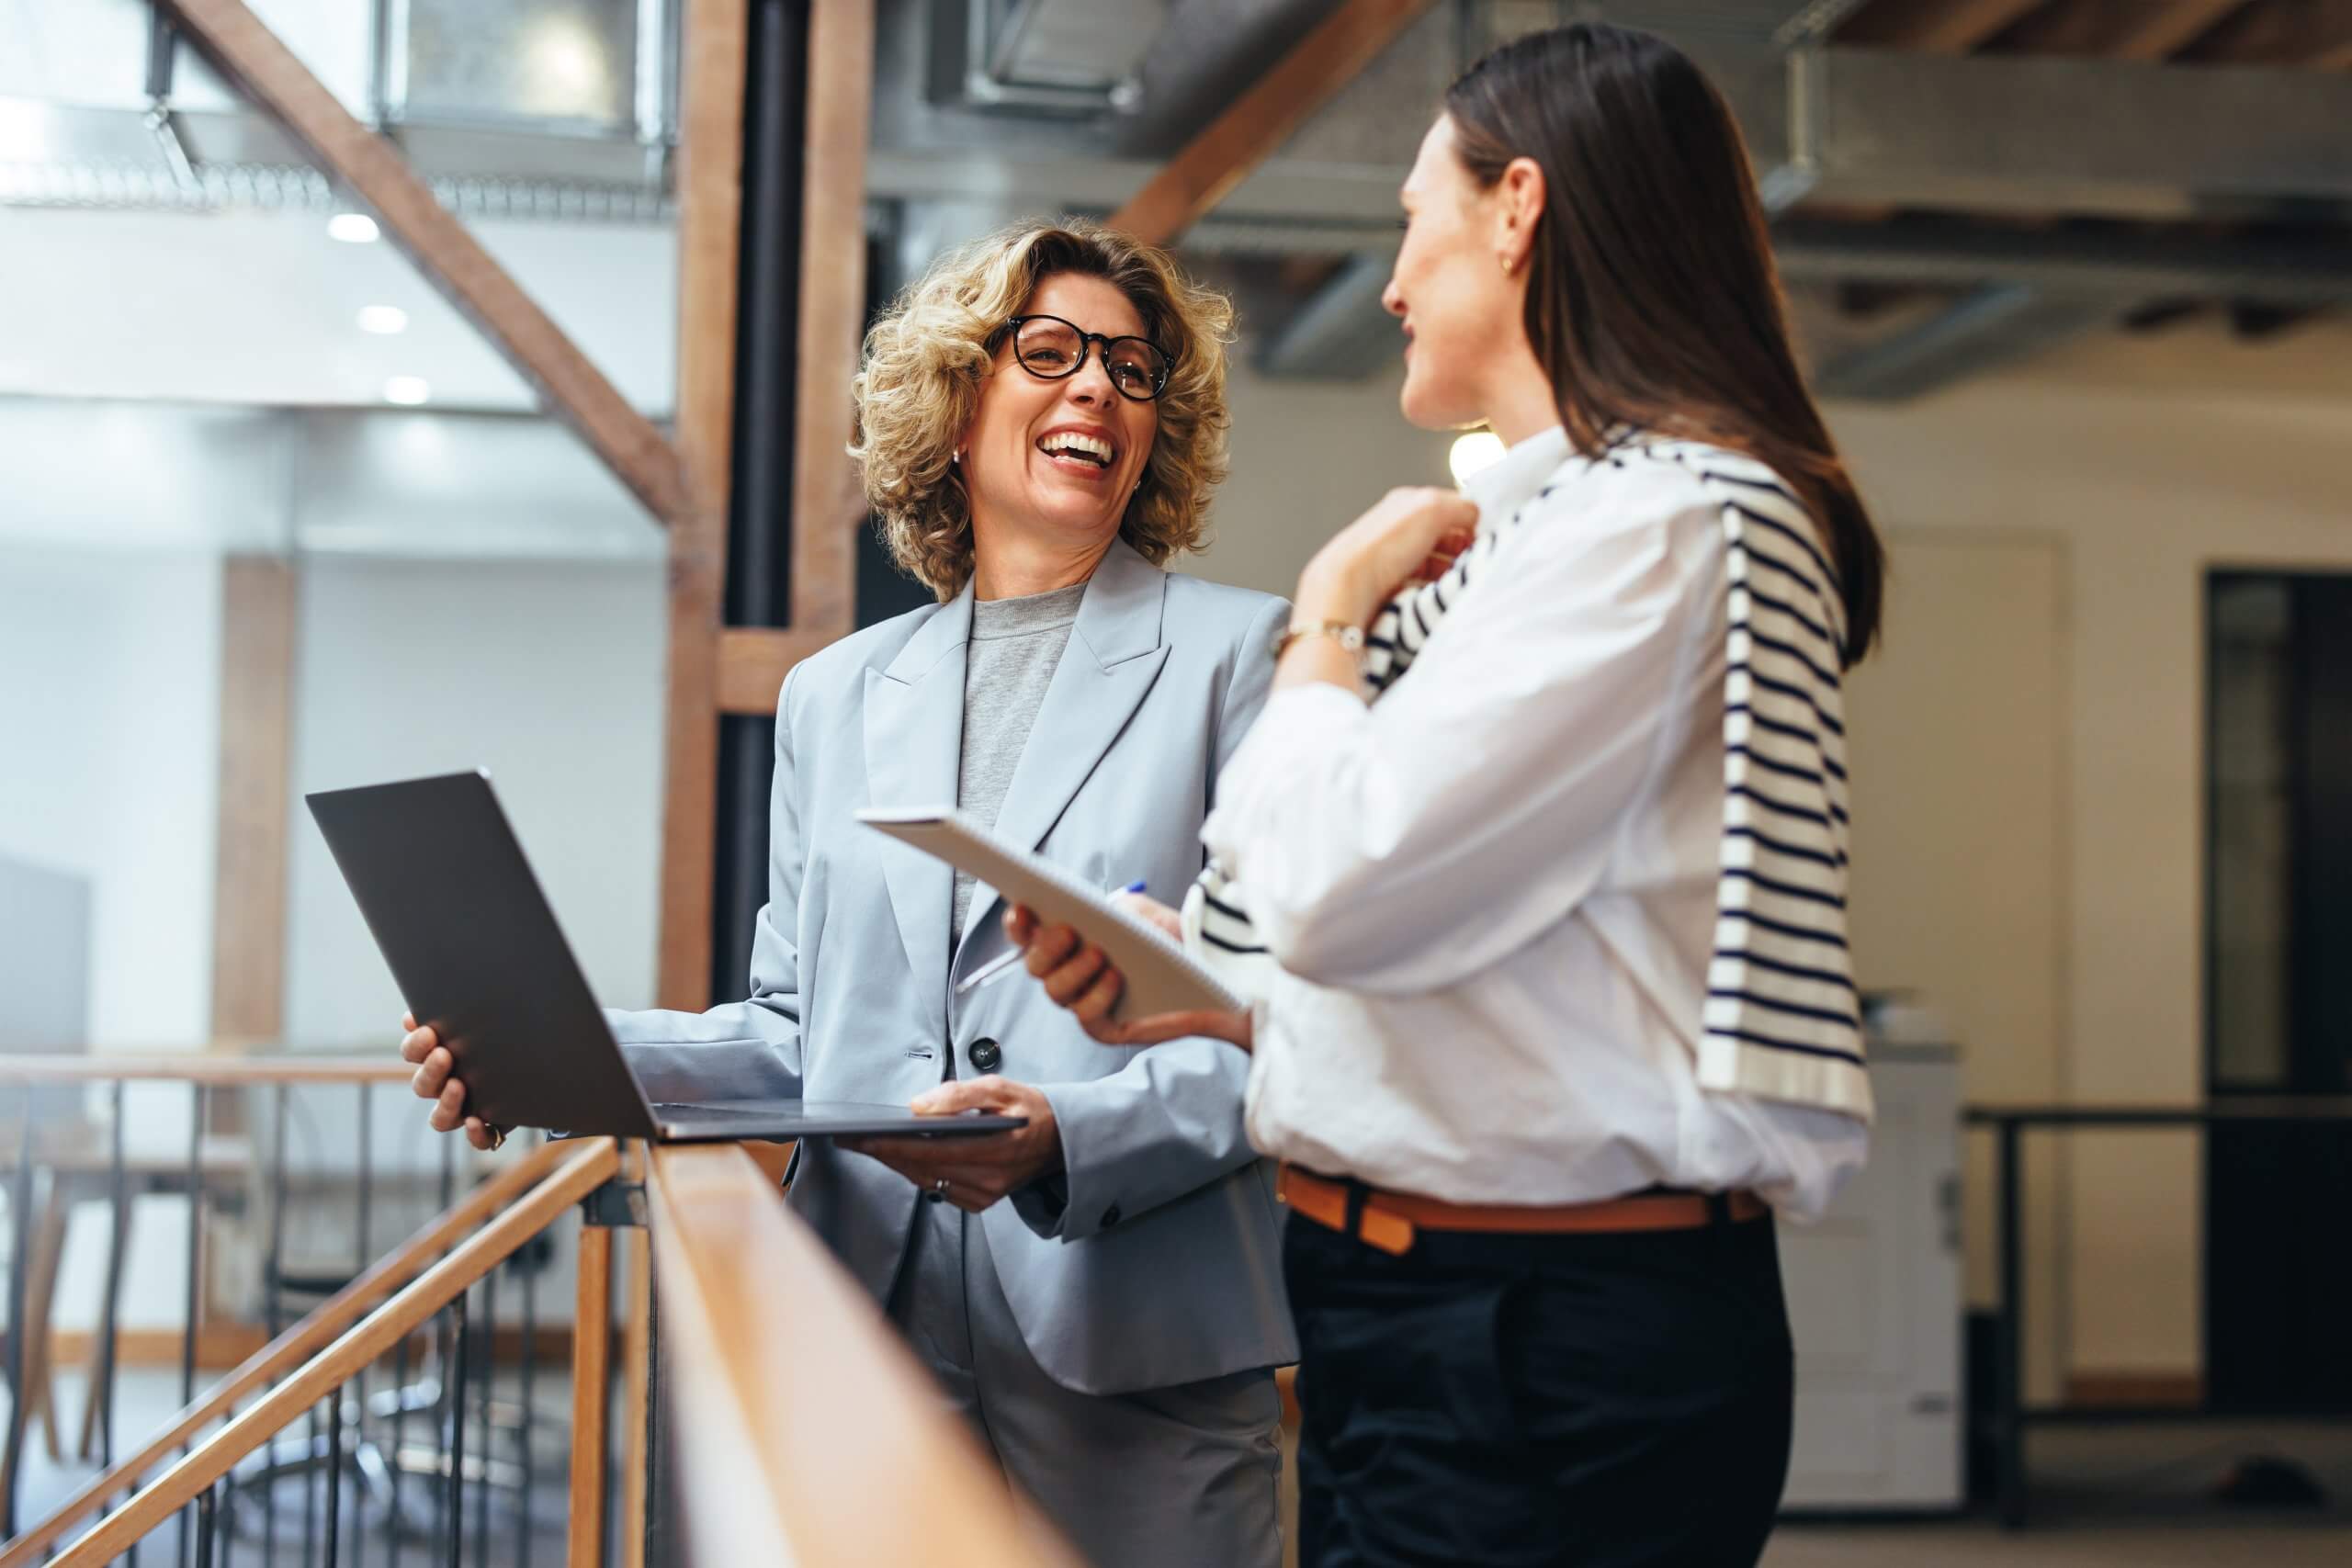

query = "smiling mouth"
(1037, 433), (1114, 468)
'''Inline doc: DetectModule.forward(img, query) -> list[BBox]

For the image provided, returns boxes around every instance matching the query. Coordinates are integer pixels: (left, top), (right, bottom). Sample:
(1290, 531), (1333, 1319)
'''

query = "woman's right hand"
(399, 1013), (502, 1151)
(1004, 903), (1254, 1051)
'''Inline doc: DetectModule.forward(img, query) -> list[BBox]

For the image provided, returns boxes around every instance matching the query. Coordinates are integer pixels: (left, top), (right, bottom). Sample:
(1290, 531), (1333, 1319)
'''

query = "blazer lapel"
(959, 542), (1170, 953)
(864, 587), (973, 1031)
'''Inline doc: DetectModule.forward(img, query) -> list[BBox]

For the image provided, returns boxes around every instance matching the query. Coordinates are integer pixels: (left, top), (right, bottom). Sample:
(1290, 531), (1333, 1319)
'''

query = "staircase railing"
(3, 1059), (1083, 1566)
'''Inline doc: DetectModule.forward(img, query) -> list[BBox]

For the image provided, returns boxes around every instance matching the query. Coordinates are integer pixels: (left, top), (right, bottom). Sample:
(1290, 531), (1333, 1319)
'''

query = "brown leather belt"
(1277, 1163), (1768, 1257)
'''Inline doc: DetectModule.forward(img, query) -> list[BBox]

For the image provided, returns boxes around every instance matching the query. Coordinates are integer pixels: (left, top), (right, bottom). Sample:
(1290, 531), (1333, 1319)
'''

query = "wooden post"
(568, 1223), (614, 1568)
(655, 0), (752, 1010)
(208, 556), (297, 1047)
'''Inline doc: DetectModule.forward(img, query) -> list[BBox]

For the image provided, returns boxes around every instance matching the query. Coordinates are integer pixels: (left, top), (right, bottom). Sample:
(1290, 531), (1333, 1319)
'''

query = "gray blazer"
(610, 541), (1298, 1395)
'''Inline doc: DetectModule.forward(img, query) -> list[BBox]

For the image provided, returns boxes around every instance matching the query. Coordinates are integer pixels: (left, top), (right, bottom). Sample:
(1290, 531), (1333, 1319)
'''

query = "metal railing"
(1, 1059), (1083, 1566)
(0, 1057), (615, 1568)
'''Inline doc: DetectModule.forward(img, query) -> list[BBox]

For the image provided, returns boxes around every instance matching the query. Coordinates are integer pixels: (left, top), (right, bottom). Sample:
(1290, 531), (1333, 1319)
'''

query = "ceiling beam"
(1836, 0), (2046, 51)
(154, 0), (688, 531)
(2179, 0), (2352, 65)
(1991, 0), (2256, 59)
(1109, 0), (1432, 245)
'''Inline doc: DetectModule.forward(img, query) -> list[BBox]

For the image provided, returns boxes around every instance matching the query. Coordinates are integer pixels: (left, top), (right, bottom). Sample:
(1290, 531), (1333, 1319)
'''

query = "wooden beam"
(156, 0), (686, 531)
(1110, 0), (1435, 245)
(790, 0), (876, 637)
(1837, 0), (2046, 51)
(1991, 0), (2255, 58)
(657, 0), (752, 1010)
(717, 628), (835, 716)
(2179, 0), (2352, 65)
(206, 556), (296, 1047)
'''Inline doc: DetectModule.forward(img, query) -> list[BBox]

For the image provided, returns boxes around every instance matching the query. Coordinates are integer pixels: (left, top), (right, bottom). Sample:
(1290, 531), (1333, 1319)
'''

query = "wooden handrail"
(0, 1137), (568, 1565)
(645, 1145), (1083, 1567)
(0, 1056), (413, 1085)
(46, 1137), (621, 1568)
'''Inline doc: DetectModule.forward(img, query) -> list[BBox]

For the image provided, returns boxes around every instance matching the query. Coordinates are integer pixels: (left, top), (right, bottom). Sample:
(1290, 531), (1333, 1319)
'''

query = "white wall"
(283, 553), (668, 1046)
(0, 396), (665, 1330)
(1188, 360), (1459, 595)
(0, 544), (223, 1050)
(1826, 355), (2352, 1381)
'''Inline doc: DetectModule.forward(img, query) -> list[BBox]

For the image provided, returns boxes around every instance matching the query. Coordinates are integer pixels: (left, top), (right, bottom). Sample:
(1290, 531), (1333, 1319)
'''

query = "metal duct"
(936, 0), (1166, 116)
(1256, 251), (1399, 379)
(1810, 286), (2122, 401)
(0, 0), (678, 216)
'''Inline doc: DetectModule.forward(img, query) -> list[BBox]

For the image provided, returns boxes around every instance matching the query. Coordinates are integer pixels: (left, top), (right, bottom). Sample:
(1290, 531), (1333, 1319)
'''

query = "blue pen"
(956, 881), (1148, 994)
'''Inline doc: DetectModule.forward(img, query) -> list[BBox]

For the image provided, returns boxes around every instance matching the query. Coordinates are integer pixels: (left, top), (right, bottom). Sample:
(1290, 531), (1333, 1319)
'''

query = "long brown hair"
(1445, 23), (1883, 661)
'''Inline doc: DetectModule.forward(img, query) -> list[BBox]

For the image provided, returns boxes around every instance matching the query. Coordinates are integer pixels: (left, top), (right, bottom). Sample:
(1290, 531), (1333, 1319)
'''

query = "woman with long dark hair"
(1012, 22), (1884, 1565)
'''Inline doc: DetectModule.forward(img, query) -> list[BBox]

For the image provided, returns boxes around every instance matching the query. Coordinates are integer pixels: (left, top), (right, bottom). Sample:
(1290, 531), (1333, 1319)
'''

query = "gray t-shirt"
(951, 581), (1087, 942)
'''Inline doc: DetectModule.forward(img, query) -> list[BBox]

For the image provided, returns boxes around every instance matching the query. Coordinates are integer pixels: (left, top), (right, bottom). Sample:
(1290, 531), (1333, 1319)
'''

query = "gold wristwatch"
(1274, 618), (1365, 662)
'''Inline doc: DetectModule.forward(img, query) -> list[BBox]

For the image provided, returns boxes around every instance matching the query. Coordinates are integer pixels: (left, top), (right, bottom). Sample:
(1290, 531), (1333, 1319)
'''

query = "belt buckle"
(1341, 1179), (1414, 1256)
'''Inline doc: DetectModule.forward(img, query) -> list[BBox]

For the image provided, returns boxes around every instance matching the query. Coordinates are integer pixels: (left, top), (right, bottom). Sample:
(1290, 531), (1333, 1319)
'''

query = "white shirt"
(1202, 426), (1868, 1222)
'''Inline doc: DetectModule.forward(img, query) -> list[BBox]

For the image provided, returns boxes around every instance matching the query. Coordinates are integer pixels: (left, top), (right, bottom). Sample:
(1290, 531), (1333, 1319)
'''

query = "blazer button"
(969, 1037), (1002, 1074)
(1100, 1204), (1122, 1229)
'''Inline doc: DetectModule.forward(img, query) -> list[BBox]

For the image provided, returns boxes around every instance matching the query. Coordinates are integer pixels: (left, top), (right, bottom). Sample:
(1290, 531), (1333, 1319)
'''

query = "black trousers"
(1287, 1206), (1794, 1568)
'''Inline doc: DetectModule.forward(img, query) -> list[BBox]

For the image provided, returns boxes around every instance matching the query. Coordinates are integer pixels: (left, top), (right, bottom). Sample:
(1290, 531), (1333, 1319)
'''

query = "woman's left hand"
(1295, 486), (1481, 629)
(839, 1077), (1064, 1213)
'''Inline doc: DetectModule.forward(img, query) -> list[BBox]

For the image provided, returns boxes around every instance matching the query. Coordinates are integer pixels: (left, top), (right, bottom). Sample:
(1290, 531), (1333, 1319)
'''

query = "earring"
(1501, 254), (1517, 275)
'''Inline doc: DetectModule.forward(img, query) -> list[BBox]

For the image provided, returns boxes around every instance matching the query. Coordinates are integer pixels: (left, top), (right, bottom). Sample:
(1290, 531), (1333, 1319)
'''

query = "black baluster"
(516, 1135), (537, 1568)
(265, 1083), (287, 1563)
(473, 1262), (494, 1568)
(193, 1482), (215, 1568)
(445, 1292), (469, 1568)
(178, 1084), (204, 1568)
(325, 1379), (344, 1568)
(6, 1093), (33, 1541)
(434, 1136), (454, 1553)
(641, 1267), (662, 1568)
(389, 1305), (410, 1568)
(355, 1085), (372, 1568)
(94, 1080), (128, 1472)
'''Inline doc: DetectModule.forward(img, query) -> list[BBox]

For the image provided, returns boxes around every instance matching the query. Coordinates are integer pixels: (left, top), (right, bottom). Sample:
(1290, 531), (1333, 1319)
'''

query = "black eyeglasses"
(1001, 314), (1175, 402)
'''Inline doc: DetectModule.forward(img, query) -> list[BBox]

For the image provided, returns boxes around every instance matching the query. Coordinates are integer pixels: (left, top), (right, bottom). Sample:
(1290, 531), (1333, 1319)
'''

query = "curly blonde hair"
(851, 220), (1236, 601)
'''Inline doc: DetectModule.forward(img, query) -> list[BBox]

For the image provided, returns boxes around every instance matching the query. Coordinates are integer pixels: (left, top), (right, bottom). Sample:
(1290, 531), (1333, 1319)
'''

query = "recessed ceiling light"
(328, 213), (380, 243)
(356, 305), (409, 335)
(1448, 430), (1505, 484)
(382, 376), (431, 406)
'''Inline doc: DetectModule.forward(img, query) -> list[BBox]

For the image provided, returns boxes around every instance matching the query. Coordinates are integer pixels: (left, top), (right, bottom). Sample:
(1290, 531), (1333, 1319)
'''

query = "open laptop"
(307, 772), (1023, 1144)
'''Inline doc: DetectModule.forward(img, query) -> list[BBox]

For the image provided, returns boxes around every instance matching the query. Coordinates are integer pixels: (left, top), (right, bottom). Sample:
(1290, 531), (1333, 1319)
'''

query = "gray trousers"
(886, 1193), (1283, 1568)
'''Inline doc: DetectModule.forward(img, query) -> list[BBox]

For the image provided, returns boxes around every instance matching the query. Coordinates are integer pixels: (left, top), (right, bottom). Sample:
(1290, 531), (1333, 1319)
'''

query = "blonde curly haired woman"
(399, 221), (1291, 1566)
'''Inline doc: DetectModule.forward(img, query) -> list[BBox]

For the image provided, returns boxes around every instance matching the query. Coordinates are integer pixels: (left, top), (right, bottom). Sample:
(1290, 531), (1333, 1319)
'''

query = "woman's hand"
(839, 1077), (1063, 1213)
(1295, 486), (1480, 629)
(1002, 903), (1254, 1051)
(399, 1013), (502, 1151)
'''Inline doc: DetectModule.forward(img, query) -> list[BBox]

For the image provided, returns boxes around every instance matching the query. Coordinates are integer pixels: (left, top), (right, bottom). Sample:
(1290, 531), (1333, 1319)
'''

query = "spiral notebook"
(856, 806), (1245, 1021)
